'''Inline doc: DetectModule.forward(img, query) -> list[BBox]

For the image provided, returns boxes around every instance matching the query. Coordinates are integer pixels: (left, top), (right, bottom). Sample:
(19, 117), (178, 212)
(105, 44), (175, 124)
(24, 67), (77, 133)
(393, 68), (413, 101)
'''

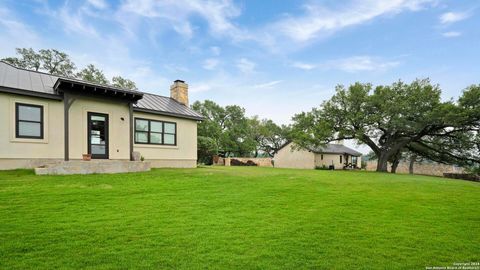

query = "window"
(135, 118), (176, 145)
(16, 103), (43, 139)
(340, 155), (342, 164)
(321, 154), (323, 160)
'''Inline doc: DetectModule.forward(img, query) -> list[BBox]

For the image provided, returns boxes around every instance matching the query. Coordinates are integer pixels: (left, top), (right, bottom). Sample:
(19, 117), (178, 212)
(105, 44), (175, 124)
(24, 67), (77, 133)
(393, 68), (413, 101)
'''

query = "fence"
(365, 161), (464, 176)
(213, 156), (273, 167)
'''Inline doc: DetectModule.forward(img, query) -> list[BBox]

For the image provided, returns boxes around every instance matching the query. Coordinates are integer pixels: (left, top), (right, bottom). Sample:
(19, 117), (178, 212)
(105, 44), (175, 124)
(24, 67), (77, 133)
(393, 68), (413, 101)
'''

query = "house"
(0, 61), (203, 170)
(273, 142), (362, 170)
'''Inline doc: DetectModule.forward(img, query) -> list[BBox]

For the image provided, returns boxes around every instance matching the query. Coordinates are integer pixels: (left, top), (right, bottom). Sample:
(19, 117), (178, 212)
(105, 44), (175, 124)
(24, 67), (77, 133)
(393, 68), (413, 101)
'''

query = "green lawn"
(0, 167), (479, 269)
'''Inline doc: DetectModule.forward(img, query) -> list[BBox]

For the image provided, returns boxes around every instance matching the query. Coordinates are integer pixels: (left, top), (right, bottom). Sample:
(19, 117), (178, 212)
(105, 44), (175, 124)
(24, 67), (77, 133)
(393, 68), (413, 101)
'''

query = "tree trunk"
(409, 155), (416, 174)
(391, 159), (400, 173)
(376, 153), (389, 172)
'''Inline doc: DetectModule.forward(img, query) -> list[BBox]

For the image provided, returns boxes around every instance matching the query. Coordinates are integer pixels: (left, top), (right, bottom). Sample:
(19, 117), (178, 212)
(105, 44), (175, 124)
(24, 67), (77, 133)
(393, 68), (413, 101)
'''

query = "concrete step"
(35, 160), (151, 175)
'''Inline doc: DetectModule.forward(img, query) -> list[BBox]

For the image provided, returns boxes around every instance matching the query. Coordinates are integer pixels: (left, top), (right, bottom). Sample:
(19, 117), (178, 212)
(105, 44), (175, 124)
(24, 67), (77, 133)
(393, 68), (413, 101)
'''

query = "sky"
(0, 0), (479, 152)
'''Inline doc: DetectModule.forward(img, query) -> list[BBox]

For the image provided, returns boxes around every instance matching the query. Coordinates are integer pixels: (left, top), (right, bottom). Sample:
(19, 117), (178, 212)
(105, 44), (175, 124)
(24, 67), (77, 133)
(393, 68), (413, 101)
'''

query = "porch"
(34, 160), (150, 175)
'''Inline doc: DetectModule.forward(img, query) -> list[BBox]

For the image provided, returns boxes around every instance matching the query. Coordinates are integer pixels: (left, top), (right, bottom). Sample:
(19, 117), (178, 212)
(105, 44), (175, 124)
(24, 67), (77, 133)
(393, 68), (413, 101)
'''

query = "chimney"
(170, 80), (189, 106)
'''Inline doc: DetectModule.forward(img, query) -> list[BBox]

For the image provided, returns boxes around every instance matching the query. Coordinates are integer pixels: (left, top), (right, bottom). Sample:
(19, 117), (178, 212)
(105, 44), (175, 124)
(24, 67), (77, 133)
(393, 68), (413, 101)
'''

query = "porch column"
(129, 102), (134, 161)
(63, 93), (75, 161)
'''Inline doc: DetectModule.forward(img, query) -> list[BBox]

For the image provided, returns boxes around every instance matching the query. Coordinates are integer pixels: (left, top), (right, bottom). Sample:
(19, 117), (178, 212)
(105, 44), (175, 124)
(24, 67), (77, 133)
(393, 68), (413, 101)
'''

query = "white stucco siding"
(273, 143), (315, 169)
(133, 111), (198, 167)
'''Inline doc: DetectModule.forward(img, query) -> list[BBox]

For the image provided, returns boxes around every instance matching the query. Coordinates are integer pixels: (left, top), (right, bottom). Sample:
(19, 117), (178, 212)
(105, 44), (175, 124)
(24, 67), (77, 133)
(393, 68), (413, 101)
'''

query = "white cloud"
(87, 0), (108, 10)
(190, 83), (213, 93)
(203, 58), (220, 70)
(439, 12), (470, 24)
(210, 46), (221, 56)
(119, 0), (244, 39)
(272, 0), (436, 43)
(323, 56), (400, 72)
(253, 80), (283, 89)
(442, 31), (462, 38)
(236, 58), (256, 73)
(292, 62), (316, 70)
(0, 7), (40, 54)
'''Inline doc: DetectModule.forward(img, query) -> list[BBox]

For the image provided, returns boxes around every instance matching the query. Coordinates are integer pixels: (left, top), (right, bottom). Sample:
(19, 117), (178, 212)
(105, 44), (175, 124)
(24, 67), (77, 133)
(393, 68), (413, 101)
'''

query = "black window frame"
(340, 155), (342, 164)
(15, 103), (44, 139)
(134, 118), (177, 146)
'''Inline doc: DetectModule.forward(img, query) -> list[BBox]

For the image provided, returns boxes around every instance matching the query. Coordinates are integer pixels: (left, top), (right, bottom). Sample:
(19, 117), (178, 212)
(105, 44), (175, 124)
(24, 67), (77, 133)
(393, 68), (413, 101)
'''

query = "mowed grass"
(0, 167), (479, 269)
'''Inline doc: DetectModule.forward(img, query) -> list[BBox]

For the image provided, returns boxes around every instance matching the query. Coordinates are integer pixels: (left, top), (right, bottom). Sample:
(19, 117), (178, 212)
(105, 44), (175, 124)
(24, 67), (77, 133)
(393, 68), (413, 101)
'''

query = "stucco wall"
(133, 111), (197, 167)
(0, 92), (198, 169)
(273, 143), (315, 169)
(68, 94), (131, 160)
(0, 93), (64, 160)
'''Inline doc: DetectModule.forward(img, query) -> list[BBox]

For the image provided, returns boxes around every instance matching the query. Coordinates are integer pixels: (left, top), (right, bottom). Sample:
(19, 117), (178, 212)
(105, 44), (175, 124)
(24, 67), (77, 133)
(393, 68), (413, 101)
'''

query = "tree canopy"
(76, 64), (109, 85)
(2, 48), (137, 90)
(192, 100), (288, 163)
(291, 79), (480, 172)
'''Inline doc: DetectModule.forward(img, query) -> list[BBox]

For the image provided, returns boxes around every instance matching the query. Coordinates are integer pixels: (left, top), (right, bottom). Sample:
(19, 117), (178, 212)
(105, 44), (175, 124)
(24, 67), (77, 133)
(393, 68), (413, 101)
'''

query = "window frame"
(15, 103), (44, 139)
(134, 117), (177, 146)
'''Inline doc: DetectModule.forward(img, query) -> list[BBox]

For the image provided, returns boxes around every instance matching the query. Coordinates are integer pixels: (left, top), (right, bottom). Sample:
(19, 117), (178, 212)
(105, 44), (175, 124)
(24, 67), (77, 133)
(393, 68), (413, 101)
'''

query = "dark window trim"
(134, 117), (177, 146)
(340, 155), (343, 163)
(15, 103), (44, 139)
(87, 112), (109, 159)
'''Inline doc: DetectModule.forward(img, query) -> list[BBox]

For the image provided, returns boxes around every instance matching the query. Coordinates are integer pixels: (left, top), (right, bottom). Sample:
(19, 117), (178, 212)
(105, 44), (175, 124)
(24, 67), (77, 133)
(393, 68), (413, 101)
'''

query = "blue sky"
(0, 0), (478, 126)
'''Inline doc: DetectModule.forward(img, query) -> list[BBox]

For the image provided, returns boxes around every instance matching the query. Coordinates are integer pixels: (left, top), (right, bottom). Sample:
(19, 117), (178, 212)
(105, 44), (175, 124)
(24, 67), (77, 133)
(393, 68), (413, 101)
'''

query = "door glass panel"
(91, 145), (106, 155)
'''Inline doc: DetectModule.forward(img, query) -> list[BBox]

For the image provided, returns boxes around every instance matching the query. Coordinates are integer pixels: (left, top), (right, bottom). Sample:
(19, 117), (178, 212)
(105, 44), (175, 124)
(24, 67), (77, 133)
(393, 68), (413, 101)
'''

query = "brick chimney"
(170, 80), (189, 106)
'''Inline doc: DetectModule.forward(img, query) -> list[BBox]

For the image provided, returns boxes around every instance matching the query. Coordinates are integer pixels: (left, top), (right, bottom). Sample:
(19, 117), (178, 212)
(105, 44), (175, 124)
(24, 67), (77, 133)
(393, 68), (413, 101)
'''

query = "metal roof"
(309, 144), (363, 156)
(0, 61), (203, 120)
(0, 61), (58, 95)
(278, 142), (362, 156)
(134, 93), (204, 120)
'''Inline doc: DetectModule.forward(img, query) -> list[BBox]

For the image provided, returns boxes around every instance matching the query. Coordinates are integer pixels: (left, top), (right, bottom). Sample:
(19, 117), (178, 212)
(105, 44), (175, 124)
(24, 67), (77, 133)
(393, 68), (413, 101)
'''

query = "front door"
(87, 112), (109, 159)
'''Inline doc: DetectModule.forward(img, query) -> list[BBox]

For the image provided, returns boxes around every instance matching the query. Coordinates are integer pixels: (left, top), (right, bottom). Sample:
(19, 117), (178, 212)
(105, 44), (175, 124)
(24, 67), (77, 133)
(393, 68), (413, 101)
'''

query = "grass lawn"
(0, 167), (479, 269)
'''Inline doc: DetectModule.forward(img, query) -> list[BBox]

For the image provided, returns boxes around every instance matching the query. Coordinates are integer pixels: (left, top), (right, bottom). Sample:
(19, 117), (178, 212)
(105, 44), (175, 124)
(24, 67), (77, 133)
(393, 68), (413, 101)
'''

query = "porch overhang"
(54, 78), (143, 102)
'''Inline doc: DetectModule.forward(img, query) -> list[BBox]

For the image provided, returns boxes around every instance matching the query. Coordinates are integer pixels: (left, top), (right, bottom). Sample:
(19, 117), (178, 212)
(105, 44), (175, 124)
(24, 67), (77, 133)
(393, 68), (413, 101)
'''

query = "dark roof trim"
(133, 107), (204, 121)
(277, 141), (362, 156)
(0, 86), (63, 101)
(54, 78), (143, 101)
(315, 151), (362, 156)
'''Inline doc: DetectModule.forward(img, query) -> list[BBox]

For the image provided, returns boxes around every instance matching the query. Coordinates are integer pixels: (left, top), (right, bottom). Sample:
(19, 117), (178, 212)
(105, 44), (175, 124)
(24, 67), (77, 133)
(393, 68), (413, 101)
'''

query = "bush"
(197, 136), (219, 165)
(231, 159), (257, 166)
(315, 165), (329, 170)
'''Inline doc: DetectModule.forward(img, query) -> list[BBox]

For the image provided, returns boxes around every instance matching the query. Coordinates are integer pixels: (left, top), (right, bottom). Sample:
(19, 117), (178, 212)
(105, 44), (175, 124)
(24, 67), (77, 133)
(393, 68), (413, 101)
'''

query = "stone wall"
(214, 157), (273, 167)
(365, 160), (464, 176)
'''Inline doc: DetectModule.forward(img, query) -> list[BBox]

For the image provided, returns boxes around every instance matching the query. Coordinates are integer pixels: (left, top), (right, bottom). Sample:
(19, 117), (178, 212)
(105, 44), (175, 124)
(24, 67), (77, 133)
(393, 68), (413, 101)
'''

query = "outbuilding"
(274, 142), (362, 170)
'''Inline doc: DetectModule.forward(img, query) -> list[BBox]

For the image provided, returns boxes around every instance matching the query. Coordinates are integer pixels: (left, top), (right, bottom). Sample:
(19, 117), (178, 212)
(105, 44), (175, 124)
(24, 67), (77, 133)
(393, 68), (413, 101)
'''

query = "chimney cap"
(174, 79), (185, 83)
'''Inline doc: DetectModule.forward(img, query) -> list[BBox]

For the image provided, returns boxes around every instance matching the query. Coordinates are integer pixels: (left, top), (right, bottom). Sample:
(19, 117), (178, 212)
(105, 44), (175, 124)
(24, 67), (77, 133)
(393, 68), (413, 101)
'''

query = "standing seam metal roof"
(0, 61), (203, 120)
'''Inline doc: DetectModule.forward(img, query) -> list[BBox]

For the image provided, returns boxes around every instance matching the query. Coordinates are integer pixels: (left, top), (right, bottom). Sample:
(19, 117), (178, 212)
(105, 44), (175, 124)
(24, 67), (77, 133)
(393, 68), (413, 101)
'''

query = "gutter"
(0, 86), (62, 101)
(133, 107), (204, 121)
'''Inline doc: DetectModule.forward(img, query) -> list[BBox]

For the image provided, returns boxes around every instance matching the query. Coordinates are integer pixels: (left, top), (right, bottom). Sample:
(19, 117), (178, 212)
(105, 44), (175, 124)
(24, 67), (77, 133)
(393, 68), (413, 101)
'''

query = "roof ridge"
(142, 92), (195, 109)
(141, 91), (171, 99)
